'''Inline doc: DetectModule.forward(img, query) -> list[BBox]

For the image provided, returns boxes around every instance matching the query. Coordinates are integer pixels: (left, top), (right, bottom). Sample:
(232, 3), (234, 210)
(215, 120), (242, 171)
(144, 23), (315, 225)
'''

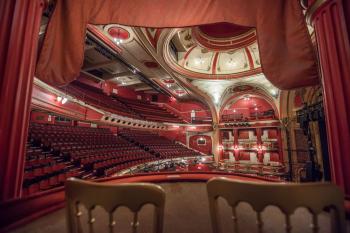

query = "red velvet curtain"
(36, 0), (318, 89)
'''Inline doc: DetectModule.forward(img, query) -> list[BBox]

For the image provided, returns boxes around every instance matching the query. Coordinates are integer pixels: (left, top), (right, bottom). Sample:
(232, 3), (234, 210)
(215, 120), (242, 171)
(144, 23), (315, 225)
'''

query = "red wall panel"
(267, 129), (277, 139)
(270, 152), (280, 162)
(159, 129), (186, 145)
(238, 130), (249, 139)
(189, 135), (212, 155)
(168, 101), (211, 119)
(239, 151), (251, 160)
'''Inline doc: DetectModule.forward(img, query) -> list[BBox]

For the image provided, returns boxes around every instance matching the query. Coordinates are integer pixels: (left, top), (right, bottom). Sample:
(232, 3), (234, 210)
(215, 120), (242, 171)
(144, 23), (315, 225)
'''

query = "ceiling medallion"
(104, 25), (133, 44)
(108, 27), (130, 40)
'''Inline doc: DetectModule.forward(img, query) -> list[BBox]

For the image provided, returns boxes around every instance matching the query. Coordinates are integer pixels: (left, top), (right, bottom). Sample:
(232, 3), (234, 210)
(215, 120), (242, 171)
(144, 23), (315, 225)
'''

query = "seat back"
(207, 177), (346, 233)
(65, 178), (165, 233)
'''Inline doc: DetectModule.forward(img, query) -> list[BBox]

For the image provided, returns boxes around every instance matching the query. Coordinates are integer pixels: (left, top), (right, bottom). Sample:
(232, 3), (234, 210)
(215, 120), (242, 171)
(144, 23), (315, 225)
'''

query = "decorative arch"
(219, 89), (279, 120)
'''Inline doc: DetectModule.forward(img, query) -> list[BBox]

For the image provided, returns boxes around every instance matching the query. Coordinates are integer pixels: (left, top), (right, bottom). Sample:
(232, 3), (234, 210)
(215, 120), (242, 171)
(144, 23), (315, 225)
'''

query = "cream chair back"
(65, 178), (165, 233)
(207, 177), (345, 233)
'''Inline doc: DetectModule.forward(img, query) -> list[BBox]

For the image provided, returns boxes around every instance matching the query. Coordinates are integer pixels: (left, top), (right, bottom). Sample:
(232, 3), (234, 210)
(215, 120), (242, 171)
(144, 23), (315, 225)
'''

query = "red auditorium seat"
(23, 122), (202, 195)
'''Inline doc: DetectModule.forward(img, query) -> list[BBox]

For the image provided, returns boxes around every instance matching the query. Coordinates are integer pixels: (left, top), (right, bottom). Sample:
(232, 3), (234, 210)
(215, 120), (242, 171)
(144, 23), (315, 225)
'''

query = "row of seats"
(63, 81), (186, 123)
(24, 123), (159, 195)
(119, 129), (202, 159)
(23, 123), (200, 196)
(114, 95), (184, 123)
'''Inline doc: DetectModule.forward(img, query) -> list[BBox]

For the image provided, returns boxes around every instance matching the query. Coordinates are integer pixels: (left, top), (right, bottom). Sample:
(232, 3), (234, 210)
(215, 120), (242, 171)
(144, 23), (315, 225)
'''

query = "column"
(307, 0), (350, 199)
(233, 129), (239, 161)
(256, 128), (263, 163)
(277, 128), (284, 163)
(0, 0), (45, 201)
(212, 127), (221, 163)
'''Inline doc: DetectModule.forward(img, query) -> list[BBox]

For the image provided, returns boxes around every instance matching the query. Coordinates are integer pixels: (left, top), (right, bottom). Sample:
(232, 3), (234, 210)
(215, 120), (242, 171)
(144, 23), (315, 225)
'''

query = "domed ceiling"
(163, 23), (261, 79)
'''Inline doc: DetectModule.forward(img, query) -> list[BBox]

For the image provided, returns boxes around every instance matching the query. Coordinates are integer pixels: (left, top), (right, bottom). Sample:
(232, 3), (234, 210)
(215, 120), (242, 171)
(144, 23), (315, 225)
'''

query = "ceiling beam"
(81, 70), (104, 81)
(84, 44), (95, 51)
(135, 86), (153, 91)
(83, 60), (117, 71)
(103, 71), (134, 80)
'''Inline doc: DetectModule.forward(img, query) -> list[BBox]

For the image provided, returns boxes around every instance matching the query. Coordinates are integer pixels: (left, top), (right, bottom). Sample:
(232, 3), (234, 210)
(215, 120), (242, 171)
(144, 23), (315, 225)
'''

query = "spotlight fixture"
(56, 95), (68, 104)
(61, 97), (68, 104)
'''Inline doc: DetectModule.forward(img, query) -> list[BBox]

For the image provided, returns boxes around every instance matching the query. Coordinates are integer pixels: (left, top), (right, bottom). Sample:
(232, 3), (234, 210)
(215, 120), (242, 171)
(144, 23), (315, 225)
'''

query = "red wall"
(238, 129), (254, 139)
(32, 85), (104, 121)
(168, 101), (211, 119)
(77, 75), (103, 89)
(159, 129), (186, 145)
(189, 135), (212, 155)
(108, 83), (139, 99)
(77, 121), (92, 127)
(267, 128), (277, 138)
(78, 75), (141, 100)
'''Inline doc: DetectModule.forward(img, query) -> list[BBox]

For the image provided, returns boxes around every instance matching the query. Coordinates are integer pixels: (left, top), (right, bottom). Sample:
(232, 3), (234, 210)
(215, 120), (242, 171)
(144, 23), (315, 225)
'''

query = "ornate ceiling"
(163, 27), (261, 79)
(81, 22), (281, 122)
